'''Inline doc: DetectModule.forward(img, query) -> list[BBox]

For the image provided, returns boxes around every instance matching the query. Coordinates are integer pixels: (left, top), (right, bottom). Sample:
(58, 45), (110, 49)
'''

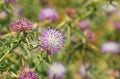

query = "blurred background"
(0, 0), (120, 79)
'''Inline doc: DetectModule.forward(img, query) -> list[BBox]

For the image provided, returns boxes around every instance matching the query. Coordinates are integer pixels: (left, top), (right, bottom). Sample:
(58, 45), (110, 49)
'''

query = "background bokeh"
(0, 0), (120, 79)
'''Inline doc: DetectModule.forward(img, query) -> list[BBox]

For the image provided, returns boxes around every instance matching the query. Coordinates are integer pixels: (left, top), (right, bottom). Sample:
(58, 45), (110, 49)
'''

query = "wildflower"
(113, 21), (120, 30)
(5, 0), (16, 3)
(66, 7), (76, 17)
(40, 28), (65, 55)
(70, 35), (78, 42)
(101, 41), (119, 53)
(38, 8), (58, 20)
(18, 65), (38, 79)
(48, 62), (66, 79)
(9, 18), (33, 32)
(77, 20), (90, 30)
(0, 11), (7, 20)
(83, 29), (95, 41)
(79, 63), (91, 78)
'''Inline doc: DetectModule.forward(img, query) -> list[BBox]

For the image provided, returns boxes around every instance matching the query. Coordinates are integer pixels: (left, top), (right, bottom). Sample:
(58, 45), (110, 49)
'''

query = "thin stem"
(1, 32), (16, 37)
(0, 51), (9, 62)
(57, 20), (66, 28)
(0, 38), (21, 62)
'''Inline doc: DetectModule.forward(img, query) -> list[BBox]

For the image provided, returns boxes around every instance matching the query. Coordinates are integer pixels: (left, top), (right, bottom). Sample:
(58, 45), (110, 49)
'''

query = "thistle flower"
(83, 29), (95, 41)
(66, 7), (76, 17)
(70, 35), (78, 42)
(9, 18), (33, 32)
(101, 41), (119, 53)
(48, 62), (66, 79)
(40, 28), (65, 55)
(0, 11), (7, 20)
(5, 0), (16, 3)
(38, 8), (58, 20)
(113, 21), (120, 30)
(79, 63), (91, 78)
(18, 65), (38, 79)
(77, 20), (90, 30)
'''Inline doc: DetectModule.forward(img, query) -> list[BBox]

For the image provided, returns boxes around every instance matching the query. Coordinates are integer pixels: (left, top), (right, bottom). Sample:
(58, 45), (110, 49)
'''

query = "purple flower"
(38, 8), (58, 20)
(9, 18), (33, 32)
(48, 62), (66, 79)
(5, 0), (16, 3)
(83, 29), (95, 41)
(113, 21), (120, 30)
(18, 65), (38, 79)
(101, 41), (119, 53)
(77, 20), (89, 30)
(66, 7), (76, 17)
(40, 28), (65, 55)
(0, 11), (7, 20)
(79, 63), (91, 78)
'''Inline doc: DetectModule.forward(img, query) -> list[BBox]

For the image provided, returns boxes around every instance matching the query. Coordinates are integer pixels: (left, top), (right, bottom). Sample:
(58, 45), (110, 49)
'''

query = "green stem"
(0, 39), (21, 62)
(57, 20), (66, 28)
(0, 51), (9, 62)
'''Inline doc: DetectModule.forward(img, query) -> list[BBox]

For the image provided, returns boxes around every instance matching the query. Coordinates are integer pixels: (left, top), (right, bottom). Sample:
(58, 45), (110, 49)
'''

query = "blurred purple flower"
(0, 11), (7, 20)
(5, 0), (16, 3)
(40, 28), (65, 55)
(70, 35), (78, 42)
(9, 18), (33, 32)
(79, 63), (91, 78)
(48, 62), (66, 79)
(113, 21), (120, 30)
(18, 65), (38, 79)
(83, 29), (95, 41)
(66, 7), (76, 17)
(38, 8), (58, 20)
(101, 41), (119, 53)
(77, 20), (90, 30)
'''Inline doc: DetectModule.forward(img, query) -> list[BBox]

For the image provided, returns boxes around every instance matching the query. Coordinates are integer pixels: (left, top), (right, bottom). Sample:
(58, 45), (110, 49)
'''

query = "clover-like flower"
(18, 65), (38, 79)
(38, 8), (58, 20)
(101, 41), (119, 53)
(9, 18), (33, 32)
(40, 28), (65, 55)
(48, 62), (66, 79)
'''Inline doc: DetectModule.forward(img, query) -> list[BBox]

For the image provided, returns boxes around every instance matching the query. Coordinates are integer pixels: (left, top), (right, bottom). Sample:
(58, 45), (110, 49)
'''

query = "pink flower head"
(40, 28), (65, 55)
(66, 7), (76, 17)
(48, 62), (66, 79)
(113, 21), (120, 30)
(0, 11), (7, 20)
(101, 41), (119, 53)
(9, 18), (33, 32)
(78, 20), (90, 30)
(18, 65), (38, 79)
(83, 29), (95, 41)
(38, 8), (58, 20)
(5, 0), (16, 3)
